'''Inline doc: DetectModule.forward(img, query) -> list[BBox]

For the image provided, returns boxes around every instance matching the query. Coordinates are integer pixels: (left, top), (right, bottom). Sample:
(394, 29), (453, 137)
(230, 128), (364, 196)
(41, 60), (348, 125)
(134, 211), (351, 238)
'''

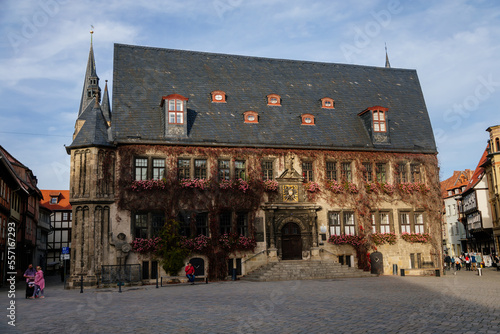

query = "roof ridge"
(113, 43), (415, 72)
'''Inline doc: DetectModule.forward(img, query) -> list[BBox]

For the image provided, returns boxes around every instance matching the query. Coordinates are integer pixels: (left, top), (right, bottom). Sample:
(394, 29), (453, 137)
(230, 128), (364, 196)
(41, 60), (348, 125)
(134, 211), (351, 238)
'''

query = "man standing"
(185, 262), (195, 285)
(444, 254), (451, 271)
(24, 264), (36, 282)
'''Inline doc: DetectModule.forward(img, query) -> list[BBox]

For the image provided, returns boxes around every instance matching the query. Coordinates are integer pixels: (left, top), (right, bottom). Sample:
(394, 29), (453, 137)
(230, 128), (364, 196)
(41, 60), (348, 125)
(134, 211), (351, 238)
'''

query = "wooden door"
(281, 222), (302, 260)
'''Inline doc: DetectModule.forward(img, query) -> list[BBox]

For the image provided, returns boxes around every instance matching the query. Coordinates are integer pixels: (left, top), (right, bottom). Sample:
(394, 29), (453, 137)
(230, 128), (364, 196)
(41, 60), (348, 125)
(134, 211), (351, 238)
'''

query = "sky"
(0, 0), (499, 190)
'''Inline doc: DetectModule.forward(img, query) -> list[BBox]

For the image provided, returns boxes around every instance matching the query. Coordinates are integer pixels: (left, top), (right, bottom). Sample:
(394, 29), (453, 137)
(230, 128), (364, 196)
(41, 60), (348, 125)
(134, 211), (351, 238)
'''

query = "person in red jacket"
(185, 262), (195, 285)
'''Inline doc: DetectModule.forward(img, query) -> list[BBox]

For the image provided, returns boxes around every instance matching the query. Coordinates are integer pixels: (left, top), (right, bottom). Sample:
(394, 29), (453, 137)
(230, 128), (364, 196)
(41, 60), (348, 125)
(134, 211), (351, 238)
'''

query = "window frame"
(218, 159), (230, 181)
(194, 159), (207, 179)
(152, 158), (165, 180)
(321, 97), (335, 109)
(396, 162), (408, 183)
(211, 90), (226, 103)
(371, 210), (392, 233)
(329, 211), (356, 236)
(362, 162), (373, 182)
(244, 111), (258, 123)
(134, 157), (148, 181)
(177, 158), (191, 180)
(375, 162), (387, 183)
(262, 160), (274, 180)
(219, 211), (232, 235)
(234, 160), (246, 180)
(302, 161), (314, 181)
(267, 94), (281, 106)
(341, 162), (352, 182)
(372, 110), (387, 132)
(301, 114), (315, 125)
(326, 161), (337, 181)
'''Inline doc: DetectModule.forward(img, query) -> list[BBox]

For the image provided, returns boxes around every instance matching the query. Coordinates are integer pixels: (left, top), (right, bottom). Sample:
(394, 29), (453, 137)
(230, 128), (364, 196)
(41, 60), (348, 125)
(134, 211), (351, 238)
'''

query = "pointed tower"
(78, 28), (101, 117)
(385, 44), (391, 68)
(66, 30), (116, 288)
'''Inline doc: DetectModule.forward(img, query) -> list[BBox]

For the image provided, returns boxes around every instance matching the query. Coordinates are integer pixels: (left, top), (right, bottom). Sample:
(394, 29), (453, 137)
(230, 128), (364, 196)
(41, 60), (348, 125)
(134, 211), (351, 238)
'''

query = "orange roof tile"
(40, 190), (71, 210)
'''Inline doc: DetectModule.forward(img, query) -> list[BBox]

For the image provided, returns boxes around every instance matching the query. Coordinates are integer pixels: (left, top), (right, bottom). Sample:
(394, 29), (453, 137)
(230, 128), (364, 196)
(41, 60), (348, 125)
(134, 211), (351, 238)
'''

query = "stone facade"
(66, 41), (443, 287)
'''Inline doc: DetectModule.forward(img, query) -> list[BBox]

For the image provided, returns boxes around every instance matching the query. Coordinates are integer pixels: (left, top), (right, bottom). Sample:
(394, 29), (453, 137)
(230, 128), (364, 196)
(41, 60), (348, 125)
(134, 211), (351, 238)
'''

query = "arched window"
(496, 137), (500, 152)
(267, 94), (281, 106)
(301, 114), (315, 125)
(243, 111), (258, 123)
(321, 97), (335, 109)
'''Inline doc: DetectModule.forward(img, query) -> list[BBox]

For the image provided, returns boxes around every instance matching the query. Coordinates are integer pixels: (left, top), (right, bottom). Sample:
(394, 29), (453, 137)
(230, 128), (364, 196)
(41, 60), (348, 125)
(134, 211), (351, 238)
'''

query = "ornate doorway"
(281, 222), (302, 260)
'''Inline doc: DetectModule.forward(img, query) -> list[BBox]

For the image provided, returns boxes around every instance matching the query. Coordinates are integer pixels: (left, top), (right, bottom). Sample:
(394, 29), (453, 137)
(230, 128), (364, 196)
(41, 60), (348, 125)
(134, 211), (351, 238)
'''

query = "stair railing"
(242, 249), (266, 264)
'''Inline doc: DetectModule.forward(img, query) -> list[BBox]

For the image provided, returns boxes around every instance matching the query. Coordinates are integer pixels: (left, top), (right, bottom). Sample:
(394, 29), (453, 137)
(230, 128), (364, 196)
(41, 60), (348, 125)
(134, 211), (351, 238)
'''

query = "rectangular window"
(152, 159), (165, 180)
(362, 162), (373, 182)
(302, 162), (313, 181)
(135, 158), (148, 181)
(237, 212), (248, 236)
(194, 159), (207, 179)
(376, 163), (386, 183)
(262, 161), (274, 180)
(178, 213), (191, 238)
(168, 99), (184, 124)
(218, 160), (230, 180)
(371, 212), (391, 234)
(235, 160), (246, 180)
(373, 110), (386, 132)
(196, 213), (208, 236)
(414, 212), (424, 234)
(410, 163), (421, 183)
(400, 212), (411, 233)
(341, 162), (352, 182)
(178, 159), (190, 180)
(329, 212), (341, 236)
(151, 213), (164, 237)
(380, 212), (390, 233)
(134, 213), (148, 239)
(344, 212), (355, 235)
(326, 162), (337, 181)
(220, 211), (232, 235)
(397, 163), (408, 183)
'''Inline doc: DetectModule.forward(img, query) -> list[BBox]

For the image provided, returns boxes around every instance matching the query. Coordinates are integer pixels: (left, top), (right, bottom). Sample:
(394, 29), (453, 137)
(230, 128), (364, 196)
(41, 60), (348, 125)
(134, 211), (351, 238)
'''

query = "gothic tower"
(66, 32), (115, 287)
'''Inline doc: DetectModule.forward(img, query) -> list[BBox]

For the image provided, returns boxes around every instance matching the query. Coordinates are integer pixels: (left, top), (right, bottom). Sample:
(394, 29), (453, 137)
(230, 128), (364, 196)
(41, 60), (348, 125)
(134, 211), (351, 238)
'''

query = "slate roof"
(70, 100), (113, 149)
(108, 44), (436, 153)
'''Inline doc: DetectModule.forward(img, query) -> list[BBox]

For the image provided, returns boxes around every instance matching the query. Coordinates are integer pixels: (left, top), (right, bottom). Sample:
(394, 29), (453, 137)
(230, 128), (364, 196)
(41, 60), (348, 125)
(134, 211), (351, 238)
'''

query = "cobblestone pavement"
(1, 268), (500, 334)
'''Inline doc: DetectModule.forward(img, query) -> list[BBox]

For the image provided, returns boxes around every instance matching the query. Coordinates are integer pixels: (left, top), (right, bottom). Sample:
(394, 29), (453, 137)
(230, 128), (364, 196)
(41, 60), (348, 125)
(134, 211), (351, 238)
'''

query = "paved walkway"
(1, 268), (500, 334)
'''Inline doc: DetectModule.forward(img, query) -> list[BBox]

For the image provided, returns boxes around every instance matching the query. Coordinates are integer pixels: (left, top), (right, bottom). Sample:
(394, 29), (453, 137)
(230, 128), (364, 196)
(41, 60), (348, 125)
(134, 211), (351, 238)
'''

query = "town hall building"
(66, 37), (442, 287)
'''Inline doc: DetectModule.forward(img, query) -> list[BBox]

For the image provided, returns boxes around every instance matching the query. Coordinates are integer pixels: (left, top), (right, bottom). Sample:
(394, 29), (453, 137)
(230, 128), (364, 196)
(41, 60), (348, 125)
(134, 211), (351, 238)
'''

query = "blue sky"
(1, 0), (499, 190)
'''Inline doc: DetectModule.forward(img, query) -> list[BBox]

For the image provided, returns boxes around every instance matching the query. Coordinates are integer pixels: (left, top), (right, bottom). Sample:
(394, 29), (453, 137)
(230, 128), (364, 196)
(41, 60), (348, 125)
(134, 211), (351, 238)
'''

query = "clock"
(283, 185), (298, 202)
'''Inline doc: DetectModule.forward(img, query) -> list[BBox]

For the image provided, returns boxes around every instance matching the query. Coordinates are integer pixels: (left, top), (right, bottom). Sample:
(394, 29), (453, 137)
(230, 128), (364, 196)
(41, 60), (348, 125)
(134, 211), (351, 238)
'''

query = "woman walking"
(30, 266), (45, 299)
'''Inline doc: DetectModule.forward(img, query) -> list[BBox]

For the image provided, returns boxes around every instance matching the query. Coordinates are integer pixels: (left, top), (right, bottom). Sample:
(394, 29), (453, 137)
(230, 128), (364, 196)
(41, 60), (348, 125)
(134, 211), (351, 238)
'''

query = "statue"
(109, 232), (131, 267)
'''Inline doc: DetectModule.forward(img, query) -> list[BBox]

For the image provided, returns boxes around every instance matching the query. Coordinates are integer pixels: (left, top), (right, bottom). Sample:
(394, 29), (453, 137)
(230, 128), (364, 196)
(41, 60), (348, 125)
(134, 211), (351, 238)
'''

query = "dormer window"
(358, 106), (389, 133)
(50, 196), (58, 204)
(211, 90), (226, 103)
(244, 111), (258, 123)
(161, 94), (189, 125)
(267, 94), (281, 106)
(373, 110), (386, 132)
(321, 97), (335, 109)
(301, 114), (315, 125)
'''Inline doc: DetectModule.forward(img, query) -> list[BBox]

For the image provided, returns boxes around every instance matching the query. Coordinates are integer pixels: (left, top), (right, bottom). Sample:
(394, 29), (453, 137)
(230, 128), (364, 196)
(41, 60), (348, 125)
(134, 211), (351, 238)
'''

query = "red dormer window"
(372, 110), (386, 132)
(301, 114), (315, 125)
(244, 111), (258, 123)
(161, 94), (189, 124)
(267, 94), (281, 106)
(321, 97), (335, 109)
(359, 106), (388, 133)
(211, 90), (226, 103)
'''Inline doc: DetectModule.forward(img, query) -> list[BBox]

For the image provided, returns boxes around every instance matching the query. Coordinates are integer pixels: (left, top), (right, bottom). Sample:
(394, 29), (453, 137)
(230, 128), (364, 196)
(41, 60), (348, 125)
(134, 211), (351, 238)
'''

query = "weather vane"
(90, 25), (94, 44)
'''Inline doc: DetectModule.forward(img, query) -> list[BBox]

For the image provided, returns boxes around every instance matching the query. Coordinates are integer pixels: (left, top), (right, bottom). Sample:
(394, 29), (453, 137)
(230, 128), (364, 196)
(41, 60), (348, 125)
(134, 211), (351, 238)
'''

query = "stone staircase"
(241, 260), (376, 282)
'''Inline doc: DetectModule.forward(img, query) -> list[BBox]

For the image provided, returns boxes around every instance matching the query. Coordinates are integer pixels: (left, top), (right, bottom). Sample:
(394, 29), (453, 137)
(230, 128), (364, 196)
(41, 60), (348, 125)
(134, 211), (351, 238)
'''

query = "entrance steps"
(241, 260), (376, 282)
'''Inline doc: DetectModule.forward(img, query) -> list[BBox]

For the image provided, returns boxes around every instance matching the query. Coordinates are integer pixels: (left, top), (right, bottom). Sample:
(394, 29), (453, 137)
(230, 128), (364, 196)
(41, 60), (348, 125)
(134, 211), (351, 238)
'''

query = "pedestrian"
(23, 264), (36, 282)
(444, 254), (451, 271)
(455, 257), (461, 271)
(465, 255), (471, 271)
(185, 262), (195, 285)
(30, 266), (45, 299)
(24, 264), (36, 299)
(471, 253), (477, 271)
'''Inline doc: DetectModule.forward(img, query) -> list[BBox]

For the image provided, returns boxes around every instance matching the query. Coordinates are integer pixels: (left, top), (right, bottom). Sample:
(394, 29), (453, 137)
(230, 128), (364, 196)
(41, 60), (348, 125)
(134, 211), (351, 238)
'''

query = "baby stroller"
(26, 279), (35, 299)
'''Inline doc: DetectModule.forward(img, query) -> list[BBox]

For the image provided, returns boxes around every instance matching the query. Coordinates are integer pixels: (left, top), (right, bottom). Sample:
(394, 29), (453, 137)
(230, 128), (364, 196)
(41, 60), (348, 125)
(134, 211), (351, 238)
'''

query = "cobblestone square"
(2, 268), (500, 334)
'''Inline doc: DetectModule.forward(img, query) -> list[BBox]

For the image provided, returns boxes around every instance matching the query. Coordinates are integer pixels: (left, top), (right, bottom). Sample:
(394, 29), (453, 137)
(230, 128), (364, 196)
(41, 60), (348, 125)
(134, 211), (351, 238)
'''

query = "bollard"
(205, 276), (208, 284)
(232, 268), (237, 281)
(478, 268), (482, 276)
(156, 275), (159, 288)
(80, 275), (84, 293)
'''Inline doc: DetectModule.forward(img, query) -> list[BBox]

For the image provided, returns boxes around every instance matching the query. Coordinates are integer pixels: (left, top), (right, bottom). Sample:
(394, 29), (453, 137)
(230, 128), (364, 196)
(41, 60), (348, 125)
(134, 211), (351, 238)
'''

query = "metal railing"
(242, 249), (266, 263)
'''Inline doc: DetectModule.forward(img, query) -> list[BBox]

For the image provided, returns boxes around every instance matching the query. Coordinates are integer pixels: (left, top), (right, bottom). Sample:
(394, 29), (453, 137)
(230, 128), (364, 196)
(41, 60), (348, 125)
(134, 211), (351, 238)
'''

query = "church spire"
(385, 43), (391, 68)
(78, 27), (101, 117)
